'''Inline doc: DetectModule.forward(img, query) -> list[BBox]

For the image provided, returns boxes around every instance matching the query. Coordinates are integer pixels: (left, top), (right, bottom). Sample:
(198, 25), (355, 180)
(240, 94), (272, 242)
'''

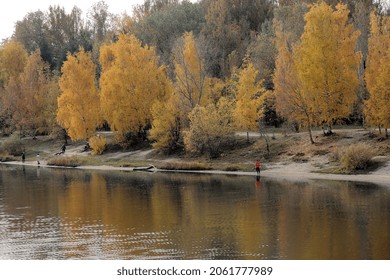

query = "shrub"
(224, 165), (241, 171)
(89, 135), (107, 155)
(1, 134), (23, 156)
(158, 161), (212, 170)
(340, 143), (375, 172)
(47, 156), (82, 167)
(184, 98), (235, 158)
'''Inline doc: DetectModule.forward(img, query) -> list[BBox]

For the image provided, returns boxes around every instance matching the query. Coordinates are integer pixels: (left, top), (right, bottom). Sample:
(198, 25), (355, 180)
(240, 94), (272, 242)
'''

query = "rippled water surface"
(0, 165), (389, 259)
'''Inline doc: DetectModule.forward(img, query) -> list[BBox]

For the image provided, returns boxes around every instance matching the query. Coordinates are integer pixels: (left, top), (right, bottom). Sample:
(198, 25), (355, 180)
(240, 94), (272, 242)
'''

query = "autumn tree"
(295, 2), (361, 135)
(273, 23), (317, 143)
(57, 49), (102, 141)
(184, 97), (235, 158)
(149, 92), (182, 152)
(173, 32), (210, 112)
(272, 2), (314, 141)
(149, 32), (225, 153)
(13, 50), (57, 134)
(0, 40), (28, 132)
(364, 11), (390, 136)
(233, 60), (267, 142)
(0, 40), (28, 87)
(99, 34), (171, 144)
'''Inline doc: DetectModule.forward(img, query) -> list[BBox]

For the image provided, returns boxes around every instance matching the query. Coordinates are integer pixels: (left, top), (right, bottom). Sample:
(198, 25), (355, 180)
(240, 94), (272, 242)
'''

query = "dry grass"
(157, 161), (212, 170)
(47, 156), (84, 167)
(340, 143), (375, 172)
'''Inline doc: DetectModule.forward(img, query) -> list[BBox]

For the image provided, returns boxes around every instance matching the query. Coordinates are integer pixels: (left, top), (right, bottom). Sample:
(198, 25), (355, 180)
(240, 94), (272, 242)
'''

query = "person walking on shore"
(36, 153), (40, 165)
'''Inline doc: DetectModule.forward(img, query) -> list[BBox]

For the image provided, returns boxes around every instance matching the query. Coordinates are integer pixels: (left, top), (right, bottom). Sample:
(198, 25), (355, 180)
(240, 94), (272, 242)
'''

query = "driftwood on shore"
(133, 165), (156, 172)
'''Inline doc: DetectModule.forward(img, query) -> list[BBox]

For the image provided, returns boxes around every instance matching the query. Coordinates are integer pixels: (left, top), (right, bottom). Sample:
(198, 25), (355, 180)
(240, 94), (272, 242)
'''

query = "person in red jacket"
(255, 160), (261, 174)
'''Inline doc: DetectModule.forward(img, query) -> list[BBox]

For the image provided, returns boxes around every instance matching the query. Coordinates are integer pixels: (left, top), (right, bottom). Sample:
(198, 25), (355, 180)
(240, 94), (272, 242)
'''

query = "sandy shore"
(3, 159), (390, 186)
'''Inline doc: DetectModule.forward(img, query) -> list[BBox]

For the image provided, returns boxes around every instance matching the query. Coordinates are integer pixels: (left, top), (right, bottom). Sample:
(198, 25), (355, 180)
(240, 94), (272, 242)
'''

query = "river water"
(0, 165), (389, 260)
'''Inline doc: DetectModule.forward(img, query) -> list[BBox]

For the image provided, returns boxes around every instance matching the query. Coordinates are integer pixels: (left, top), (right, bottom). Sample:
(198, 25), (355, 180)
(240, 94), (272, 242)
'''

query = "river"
(0, 165), (389, 259)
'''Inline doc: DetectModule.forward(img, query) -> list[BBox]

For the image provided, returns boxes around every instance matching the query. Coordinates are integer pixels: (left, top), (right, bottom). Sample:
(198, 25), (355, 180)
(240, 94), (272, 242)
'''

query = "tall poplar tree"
(273, 24), (317, 143)
(364, 11), (390, 136)
(233, 60), (267, 141)
(16, 50), (55, 133)
(295, 2), (361, 134)
(57, 49), (102, 141)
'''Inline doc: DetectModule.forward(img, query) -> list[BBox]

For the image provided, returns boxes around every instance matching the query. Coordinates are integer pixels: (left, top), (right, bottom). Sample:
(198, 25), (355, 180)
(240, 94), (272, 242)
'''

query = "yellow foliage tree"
(89, 134), (107, 155)
(100, 34), (171, 141)
(174, 32), (210, 112)
(15, 50), (55, 133)
(149, 92), (182, 152)
(0, 40), (28, 133)
(273, 23), (317, 143)
(184, 97), (235, 158)
(149, 77), (225, 153)
(57, 49), (102, 141)
(150, 31), (225, 153)
(364, 11), (390, 136)
(0, 40), (28, 87)
(233, 60), (267, 140)
(295, 2), (361, 134)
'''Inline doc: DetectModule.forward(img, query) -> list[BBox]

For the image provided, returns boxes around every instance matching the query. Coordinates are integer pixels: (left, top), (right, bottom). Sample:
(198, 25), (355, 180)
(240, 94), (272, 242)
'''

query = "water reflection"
(0, 165), (389, 260)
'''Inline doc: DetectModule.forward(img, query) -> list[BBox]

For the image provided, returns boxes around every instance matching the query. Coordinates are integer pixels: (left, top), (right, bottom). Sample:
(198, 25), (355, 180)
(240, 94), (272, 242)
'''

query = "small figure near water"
(21, 152), (25, 163)
(36, 153), (40, 165)
(255, 159), (261, 175)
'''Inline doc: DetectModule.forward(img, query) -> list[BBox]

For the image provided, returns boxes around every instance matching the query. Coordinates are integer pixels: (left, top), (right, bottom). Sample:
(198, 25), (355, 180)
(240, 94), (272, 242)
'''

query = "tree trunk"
(386, 128), (388, 139)
(306, 114), (315, 144)
(246, 131), (249, 143)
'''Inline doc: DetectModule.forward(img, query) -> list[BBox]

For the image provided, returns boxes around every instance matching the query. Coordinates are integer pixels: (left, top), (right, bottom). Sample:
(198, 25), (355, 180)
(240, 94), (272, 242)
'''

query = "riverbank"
(1, 127), (390, 185)
(3, 157), (390, 186)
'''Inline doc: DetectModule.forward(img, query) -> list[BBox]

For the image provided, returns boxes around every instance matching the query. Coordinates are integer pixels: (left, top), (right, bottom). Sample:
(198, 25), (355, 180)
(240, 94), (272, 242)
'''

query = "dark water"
(0, 165), (389, 260)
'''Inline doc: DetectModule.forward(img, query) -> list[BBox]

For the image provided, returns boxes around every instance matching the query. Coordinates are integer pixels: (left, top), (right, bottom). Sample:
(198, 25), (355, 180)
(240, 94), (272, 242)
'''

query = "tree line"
(0, 0), (389, 157)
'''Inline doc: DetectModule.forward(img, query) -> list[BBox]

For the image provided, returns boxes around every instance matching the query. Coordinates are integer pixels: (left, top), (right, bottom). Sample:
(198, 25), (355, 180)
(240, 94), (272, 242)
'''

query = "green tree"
(131, 0), (205, 65)
(201, 0), (275, 78)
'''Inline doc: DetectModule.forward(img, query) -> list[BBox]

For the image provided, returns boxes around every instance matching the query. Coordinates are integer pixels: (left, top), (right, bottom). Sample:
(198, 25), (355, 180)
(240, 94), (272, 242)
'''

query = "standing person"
(36, 153), (40, 165)
(255, 159), (261, 175)
(22, 152), (25, 163)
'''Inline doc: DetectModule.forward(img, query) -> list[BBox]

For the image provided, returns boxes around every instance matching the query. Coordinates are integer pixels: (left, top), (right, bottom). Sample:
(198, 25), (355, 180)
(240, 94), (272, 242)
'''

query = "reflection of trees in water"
(0, 167), (390, 259)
